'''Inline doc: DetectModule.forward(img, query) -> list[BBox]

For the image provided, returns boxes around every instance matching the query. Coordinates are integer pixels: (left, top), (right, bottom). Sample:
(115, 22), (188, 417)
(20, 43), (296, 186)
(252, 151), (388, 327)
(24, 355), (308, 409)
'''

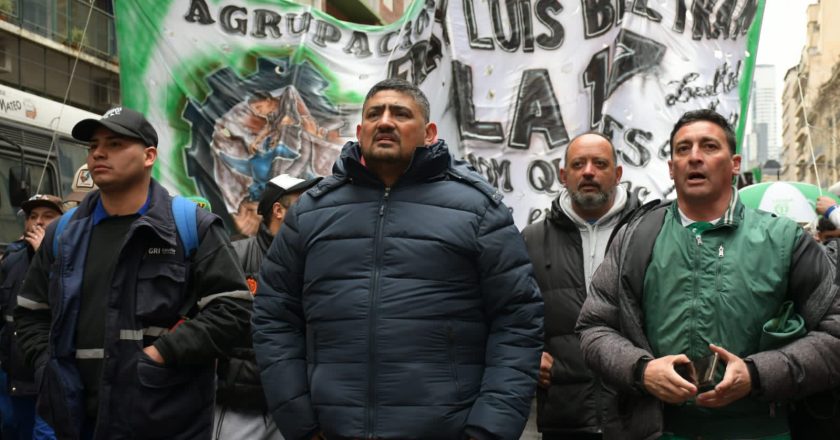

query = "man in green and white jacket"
(577, 109), (840, 440)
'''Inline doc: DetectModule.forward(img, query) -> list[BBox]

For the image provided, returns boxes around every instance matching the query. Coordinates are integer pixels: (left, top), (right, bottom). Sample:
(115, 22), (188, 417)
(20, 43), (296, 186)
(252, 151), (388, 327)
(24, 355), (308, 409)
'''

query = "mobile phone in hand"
(673, 353), (719, 391)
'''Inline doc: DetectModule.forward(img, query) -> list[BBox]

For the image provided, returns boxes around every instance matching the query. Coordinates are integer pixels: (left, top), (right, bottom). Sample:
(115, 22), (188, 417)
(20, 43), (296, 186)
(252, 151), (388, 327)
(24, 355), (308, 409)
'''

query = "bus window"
(58, 140), (89, 196)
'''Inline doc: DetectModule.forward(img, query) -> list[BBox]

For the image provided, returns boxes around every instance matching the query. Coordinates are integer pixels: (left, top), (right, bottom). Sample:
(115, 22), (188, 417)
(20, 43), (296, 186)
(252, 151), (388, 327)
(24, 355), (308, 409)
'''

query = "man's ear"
(424, 122), (438, 145)
(144, 146), (157, 168)
(731, 153), (742, 176)
(272, 201), (287, 222)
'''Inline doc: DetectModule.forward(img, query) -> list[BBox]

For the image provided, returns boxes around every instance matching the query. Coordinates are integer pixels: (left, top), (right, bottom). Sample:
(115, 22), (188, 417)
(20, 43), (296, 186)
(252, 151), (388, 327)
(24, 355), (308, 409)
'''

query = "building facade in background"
(0, 0), (115, 245)
(781, 0), (840, 185)
(744, 65), (779, 169)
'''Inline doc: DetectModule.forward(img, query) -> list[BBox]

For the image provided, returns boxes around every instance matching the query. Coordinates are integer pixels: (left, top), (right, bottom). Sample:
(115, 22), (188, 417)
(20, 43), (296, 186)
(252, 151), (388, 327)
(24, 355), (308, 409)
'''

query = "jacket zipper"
(366, 186), (390, 438)
(691, 231), (702, 356)
(715, 244), (724, 291)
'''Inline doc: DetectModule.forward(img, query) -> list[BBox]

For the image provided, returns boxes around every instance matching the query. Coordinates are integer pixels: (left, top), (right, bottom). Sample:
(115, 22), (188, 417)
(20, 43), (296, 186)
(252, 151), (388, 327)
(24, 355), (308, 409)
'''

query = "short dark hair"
(260, 193), (297, 226)
(669, 109), (737, 155)
(818, 217), (837, 233)
(363, 78), (430, 123)
(564, 131), (618, 166)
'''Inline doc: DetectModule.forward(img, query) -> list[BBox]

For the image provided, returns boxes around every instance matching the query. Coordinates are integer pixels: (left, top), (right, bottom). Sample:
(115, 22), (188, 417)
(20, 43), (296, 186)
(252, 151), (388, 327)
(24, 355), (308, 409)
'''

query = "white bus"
(0, 83), (98, 247)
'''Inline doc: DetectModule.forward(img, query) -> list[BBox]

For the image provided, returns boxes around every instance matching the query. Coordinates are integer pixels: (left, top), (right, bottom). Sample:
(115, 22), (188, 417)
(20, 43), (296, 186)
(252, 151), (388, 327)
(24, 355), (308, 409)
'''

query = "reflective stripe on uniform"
(118, 327), (169, 341)
(196, 290), (253, 309)
(4, 315), (12, 322)
(16, 296), (49, 310)
(76, 349), (104, 359)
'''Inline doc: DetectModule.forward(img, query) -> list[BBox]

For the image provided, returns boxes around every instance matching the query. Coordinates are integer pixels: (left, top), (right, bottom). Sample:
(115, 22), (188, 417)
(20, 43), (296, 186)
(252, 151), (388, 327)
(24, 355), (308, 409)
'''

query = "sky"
(755, 0), (814, 100)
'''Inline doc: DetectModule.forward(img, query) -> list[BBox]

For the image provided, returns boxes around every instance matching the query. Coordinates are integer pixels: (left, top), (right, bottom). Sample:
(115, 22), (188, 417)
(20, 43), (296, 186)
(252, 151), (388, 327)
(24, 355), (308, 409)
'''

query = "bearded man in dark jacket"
(522, 132), (639, 440)
(252, 78), (543, 440)
(215, 174), (319, 440)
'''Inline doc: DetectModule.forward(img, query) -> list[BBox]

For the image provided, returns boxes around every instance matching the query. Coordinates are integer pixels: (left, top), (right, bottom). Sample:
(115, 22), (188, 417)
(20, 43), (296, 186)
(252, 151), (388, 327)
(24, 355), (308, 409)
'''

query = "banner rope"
(795, 62), (822, 196)
(34, 0), (96, 195)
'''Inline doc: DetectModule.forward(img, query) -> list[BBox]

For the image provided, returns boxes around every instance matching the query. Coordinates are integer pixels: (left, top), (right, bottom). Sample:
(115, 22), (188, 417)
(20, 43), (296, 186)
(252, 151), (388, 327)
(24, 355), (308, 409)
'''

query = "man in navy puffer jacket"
(252, 78), (543, 440)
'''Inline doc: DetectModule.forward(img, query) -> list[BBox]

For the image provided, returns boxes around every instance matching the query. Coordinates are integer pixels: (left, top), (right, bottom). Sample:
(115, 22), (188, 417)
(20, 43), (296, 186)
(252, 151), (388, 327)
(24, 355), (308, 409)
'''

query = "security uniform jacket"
(0, 240), (38, 396)
(14, 180), (252, 440)
(252, 140), (544, 440)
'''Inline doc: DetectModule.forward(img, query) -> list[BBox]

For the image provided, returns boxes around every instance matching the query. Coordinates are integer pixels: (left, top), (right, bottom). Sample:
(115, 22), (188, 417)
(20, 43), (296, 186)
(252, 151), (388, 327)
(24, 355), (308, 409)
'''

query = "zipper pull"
(695, 235), (702, 246)
(379, 187), (391, 216)
(719, 245), (724, 258)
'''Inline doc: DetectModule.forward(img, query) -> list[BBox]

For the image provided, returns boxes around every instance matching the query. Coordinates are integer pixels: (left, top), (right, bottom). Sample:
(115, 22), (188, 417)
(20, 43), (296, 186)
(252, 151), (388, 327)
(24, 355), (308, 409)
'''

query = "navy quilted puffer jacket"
(252, 140), (543, 440)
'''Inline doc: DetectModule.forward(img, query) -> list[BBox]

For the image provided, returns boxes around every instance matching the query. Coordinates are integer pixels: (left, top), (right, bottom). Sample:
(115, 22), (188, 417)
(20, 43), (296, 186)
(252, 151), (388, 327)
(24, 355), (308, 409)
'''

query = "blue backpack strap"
(52, 207), (78, 257)
(171, 196), (199, 257)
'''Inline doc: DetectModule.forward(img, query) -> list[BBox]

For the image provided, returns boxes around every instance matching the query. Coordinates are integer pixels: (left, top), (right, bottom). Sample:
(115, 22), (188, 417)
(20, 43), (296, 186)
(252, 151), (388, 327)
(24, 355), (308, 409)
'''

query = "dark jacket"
(217, 224), (274, 411)
(14, 180), (252, 440)
(252, 140), (544, 440)
(576, 198), (840, 440)
(0, 240), (38, 395)
(522, 189), (638, 436)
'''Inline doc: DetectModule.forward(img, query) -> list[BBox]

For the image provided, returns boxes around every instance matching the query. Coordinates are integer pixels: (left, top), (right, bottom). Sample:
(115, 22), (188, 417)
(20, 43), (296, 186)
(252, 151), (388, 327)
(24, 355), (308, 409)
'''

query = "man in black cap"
(0, 194), (63, 439)
(14, 107), (252, 439)
(215, 173), (319, 440)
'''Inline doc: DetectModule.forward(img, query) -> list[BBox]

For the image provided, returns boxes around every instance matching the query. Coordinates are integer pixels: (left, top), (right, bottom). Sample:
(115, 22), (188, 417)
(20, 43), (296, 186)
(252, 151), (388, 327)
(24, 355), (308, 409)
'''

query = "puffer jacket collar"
(310, 140), (502, 205)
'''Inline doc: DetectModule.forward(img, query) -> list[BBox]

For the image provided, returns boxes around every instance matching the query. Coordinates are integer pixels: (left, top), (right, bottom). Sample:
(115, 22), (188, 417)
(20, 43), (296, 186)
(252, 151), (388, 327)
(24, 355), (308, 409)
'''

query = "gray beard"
(569, 188), (610, 210)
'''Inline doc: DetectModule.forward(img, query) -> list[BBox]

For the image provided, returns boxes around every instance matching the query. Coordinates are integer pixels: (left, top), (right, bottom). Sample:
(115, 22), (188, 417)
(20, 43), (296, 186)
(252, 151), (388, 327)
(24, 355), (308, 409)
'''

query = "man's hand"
(696, 344), (751, 408)
(538, 351), (553, 389)
(643, 354), (698, 404)
(233, 201), (261, 236)
(817, 196), (837, 216)
(24, 225), (46, 251)
(143, 345), (166, 365)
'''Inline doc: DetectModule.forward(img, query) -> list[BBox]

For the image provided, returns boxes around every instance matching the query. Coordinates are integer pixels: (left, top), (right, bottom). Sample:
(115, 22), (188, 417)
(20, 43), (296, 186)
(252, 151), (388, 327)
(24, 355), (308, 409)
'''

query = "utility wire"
(34, 0), (96, 195)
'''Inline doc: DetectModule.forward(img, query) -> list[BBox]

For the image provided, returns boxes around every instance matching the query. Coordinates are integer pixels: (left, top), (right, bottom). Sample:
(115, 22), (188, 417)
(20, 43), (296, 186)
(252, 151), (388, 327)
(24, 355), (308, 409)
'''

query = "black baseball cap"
(71, 107), (159, 147)
(258, 174), (321, 218)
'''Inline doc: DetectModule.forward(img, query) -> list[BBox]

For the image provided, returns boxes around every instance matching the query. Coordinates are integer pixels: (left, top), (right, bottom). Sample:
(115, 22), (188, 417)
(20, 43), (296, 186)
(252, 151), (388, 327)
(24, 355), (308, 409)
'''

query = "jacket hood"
(548, 186), (635, 230)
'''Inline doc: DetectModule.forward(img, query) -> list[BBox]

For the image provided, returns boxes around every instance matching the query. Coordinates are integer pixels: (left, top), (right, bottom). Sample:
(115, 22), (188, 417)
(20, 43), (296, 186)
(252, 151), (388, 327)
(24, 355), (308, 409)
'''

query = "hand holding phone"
(675, 353), (719, 391)
(695, 344), (752, 408)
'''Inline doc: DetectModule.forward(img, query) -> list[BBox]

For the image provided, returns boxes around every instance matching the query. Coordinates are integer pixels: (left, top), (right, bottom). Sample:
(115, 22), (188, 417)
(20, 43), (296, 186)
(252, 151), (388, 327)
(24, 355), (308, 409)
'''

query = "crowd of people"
(0, 78), (839, 440)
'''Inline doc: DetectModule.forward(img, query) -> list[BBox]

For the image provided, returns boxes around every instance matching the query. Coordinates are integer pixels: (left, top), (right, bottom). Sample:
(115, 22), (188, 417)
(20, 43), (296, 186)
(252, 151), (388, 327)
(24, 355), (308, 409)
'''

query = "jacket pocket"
(135, 262), (187, 325)
(132, 352), (214, 437)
